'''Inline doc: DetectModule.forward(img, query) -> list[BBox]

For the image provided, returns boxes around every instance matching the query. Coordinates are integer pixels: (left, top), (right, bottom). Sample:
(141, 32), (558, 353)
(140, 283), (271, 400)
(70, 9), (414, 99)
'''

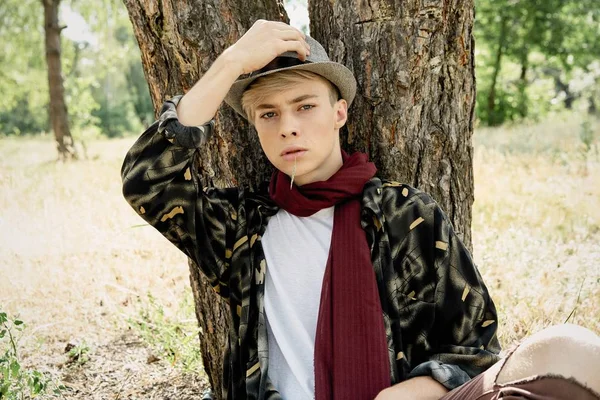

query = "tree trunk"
(309, 0), (476, 247)
(123, 1), (288, 396)
(517, 51), (529, 118)
(588, 97), (597, 115)
(487, 13), (507, 126)
(124, 0), (477, 397)
(557, 77), (575, 110)
(543, 67), (576, 110)
(42, 0), (77, 160)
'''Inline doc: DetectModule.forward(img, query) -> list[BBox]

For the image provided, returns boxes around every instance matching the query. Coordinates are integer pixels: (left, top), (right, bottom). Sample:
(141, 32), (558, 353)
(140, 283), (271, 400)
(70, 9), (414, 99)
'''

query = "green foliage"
(577, 117), (599, 173)
(580, 119), (595, 152)
(0, 0), (152, 137)
(475, 0), (600, 126)
(0, 95), (48, 137)
(72, 0), (152, 137)
(0, 0), (49, 135)
(91, 76), (141, 138)
(1, 0), (598, 134)
(65, 342), (90, 367)
(0, 309), (66, 399)
(128, 293), (204, 375)
(125, 61), (154, 129)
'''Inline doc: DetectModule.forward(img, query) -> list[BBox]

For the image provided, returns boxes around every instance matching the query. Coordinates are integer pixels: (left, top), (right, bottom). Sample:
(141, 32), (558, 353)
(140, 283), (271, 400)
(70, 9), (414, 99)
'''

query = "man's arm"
(121, 20), (310, 297)
(121, 100), (238, 297)
(379, 186), (501, 396)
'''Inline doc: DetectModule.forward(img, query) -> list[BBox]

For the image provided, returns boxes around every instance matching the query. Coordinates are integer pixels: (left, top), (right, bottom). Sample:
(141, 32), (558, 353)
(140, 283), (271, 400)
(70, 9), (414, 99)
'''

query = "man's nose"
(279, 113), (299, 138)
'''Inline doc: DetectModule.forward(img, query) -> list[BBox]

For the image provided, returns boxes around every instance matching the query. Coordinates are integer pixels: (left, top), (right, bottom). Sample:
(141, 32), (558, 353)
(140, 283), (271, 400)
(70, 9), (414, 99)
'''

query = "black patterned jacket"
(121, 96), (501, 399)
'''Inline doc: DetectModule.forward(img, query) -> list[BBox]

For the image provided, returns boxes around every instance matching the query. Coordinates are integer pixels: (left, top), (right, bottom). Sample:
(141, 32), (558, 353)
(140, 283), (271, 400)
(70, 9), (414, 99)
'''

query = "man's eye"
(300, 105), (314, 111)
(260, 112), (276, 119)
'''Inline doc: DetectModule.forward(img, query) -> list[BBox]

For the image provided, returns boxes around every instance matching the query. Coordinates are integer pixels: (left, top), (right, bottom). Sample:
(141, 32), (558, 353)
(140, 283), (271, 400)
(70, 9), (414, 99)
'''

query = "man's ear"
(334, 99), (348, 129)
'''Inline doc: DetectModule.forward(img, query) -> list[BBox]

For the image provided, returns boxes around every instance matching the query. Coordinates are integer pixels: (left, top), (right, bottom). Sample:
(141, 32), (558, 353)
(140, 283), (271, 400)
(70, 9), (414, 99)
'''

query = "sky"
(61, 6), (97, 46)
(285, 0), (310, 33)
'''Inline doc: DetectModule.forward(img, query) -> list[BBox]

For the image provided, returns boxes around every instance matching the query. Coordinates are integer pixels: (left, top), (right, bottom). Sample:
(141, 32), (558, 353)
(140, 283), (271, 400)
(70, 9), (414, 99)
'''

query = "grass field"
(472, 114), (600, 344)
(0, 113), (599, 393)
(0, 137), (192, 367)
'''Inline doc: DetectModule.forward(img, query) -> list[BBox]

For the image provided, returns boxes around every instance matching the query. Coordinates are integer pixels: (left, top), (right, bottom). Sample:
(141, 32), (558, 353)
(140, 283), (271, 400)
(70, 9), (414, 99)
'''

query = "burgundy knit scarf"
(269, 151), (390, 400)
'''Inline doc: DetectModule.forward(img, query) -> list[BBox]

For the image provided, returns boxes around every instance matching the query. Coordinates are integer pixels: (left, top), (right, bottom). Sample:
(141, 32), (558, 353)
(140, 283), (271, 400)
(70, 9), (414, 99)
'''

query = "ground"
(59, 331), (207, 399)
(0, 112), (598, 399)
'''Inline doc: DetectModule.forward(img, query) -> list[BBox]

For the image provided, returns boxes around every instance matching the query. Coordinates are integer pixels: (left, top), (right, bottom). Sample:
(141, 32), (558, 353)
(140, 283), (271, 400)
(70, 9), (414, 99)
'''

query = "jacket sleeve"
(121, 96), (242, 299)
(410, 197), (501, 389)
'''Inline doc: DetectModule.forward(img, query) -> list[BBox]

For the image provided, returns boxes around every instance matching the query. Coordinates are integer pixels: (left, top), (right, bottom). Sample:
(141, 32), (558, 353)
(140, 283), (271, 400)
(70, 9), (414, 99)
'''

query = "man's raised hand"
(176, 20), (308, 126)
(224, 20), (310, 76)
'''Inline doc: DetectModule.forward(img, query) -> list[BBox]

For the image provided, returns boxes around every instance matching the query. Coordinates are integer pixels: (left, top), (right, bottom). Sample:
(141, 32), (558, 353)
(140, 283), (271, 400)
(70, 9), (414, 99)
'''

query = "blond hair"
(241, 70), (340, 122)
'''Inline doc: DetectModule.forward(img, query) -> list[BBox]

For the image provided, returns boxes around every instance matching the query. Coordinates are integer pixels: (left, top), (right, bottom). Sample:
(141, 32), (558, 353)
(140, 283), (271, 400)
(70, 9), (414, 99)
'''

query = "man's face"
(251, 77), (348, 186)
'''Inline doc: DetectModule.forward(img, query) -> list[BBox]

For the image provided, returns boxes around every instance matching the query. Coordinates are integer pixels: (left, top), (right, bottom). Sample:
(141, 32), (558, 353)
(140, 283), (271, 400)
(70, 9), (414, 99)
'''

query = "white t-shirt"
(262, 206), (335, 400)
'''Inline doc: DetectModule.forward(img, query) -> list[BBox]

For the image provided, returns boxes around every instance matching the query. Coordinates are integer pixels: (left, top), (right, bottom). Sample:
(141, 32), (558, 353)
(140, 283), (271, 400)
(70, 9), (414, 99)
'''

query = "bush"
(0, 309), (65, 399)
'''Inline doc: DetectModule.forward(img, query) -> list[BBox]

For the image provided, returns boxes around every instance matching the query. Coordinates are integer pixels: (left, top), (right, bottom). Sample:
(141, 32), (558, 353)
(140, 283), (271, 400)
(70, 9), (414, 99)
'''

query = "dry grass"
(0, 137), (191, 364)
(0, 113), (599, 375)
(472, 113), (600, 346)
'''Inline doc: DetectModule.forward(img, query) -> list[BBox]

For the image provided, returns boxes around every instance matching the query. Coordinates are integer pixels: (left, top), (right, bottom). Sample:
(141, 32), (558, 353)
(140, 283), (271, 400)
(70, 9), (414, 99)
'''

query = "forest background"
(1, 0), (599, 138)
(0, 0), (599, 399)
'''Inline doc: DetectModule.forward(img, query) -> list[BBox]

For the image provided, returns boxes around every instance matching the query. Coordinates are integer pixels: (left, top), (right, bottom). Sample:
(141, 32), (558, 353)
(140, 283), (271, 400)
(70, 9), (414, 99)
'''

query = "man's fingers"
(276, 29), (305, 42)
(276, 30), (310, 52)
(274, 39), (306, 59)
(272, 22), (306, 39)
(284, 40), (309, 61)
(236, 21), (310, 71)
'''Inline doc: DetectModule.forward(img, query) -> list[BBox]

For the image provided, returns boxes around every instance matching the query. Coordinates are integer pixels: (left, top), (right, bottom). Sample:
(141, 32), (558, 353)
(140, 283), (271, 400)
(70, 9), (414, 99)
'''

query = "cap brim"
(224, 61), (357, 121)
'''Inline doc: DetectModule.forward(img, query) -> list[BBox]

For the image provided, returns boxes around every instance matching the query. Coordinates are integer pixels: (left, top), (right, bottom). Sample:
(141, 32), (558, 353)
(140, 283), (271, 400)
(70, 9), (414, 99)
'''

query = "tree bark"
(588, 97), (597, 115)
(124, 0), (477, 397)
(487, 12), (507, 126)
(42, 0), (77, 160)
(517, 51), (529, 118)
(309, 0), (476, 247)
(123, 1), (288, 396)
(543, 67), (577, 110)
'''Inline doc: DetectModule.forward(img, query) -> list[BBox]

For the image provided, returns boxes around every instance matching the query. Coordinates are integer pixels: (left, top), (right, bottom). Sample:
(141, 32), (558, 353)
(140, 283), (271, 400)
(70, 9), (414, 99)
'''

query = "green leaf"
(0, 382), (10, 396)
(13, 320), (23, 326)
(9, 360), (20, 376)
(32, 375), (46, 394)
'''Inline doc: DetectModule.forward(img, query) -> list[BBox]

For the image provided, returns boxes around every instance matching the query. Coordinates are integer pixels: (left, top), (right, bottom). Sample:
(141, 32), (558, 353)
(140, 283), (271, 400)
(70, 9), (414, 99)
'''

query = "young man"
(122, 20), (600, 400)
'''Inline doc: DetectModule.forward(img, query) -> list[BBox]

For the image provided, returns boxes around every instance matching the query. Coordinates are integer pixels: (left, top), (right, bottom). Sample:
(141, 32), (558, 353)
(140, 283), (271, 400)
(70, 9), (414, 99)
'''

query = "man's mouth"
(281, 146), (307, 156)
(281, 147), (307, 161)
(283, 149), (304, 155)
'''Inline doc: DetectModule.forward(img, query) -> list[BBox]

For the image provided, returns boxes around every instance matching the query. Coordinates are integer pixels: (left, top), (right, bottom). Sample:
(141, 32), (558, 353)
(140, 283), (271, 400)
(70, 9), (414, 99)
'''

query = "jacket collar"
(360, 177), (385, 232)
